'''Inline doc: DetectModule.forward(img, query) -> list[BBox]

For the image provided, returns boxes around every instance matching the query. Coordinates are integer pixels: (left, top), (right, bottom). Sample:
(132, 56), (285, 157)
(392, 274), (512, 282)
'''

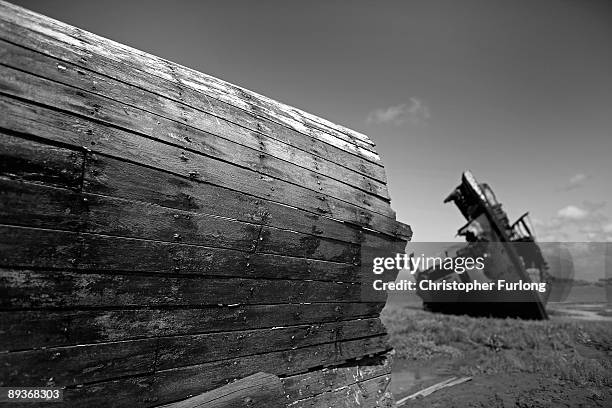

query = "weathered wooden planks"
(0, 127), (83, 188)
(0, 54), (390, 214)
(0, 337), (158, 387)
(0, 319), (386, 387)
(0, 3), (382, 164)
(0, 178), (362, 263)
(281, 353), (393, 402)
(158, 372), (285, 408)
(0, 38), (390, 200)
(0, 303), (385, 351)
(1, 339), (390, 407)
(0, 225), (362, 283)
(84, 154), (412, 243)
(0, 66), (393, 218)
(0, 2), (412, 406)
(0, 269), (372, 309)
(288, 374), (393, 407)
(157, 354), (396, 408)
(54, 337), (389, 408)
(0, 95), (409, 238)
(0, 128), (365, 244)
(0, 25), (385, 178)
(0, 128), (409, 250)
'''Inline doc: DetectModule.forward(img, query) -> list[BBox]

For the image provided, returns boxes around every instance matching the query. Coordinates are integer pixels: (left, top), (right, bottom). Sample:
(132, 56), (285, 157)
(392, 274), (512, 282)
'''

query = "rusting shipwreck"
(415, 171), (550, 320)
(0, 1), (411, 407)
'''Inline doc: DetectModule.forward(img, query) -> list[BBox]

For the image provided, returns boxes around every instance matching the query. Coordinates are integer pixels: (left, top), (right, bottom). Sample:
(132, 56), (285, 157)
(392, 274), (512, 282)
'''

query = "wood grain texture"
(0, 95), (410, 238)
(0, 127), (368, 244)
(0, 100), (411, 239)
(0, 178), (363, 263)
(0, 4), (383, 162)
(55, 337), (389, 408)
(85, 154), (413, 243)
(0, 269), (375, 309)
(157, 372), (285, 408)
(0, 303), (385, 351)
(0, 38), (390, 199)
(281, 353), (393, 401)
(0, 131), (84, 189)
(0, 66), (393, 218)
(287, 374), (393, 407)
(0, 319), (386, 387)
(0, 3), (410, 405)
(0, 21), (385, 180)
(0, 225), (363, 283)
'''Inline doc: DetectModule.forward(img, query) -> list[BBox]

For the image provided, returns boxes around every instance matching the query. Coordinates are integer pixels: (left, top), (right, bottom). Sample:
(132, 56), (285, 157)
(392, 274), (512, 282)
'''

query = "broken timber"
(0, 1), (411, 407)
(158, 372), (285, 408)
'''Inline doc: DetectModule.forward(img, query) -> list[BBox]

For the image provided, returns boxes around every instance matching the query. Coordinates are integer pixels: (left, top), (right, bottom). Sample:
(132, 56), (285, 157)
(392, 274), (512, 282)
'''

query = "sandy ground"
(382, 301), (612, 407)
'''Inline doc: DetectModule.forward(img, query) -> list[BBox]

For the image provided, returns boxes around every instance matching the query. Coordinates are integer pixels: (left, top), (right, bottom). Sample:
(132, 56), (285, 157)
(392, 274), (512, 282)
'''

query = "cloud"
(557, 205), (589, 220)
(536, 202), (610, 242)
(366, 98), (431, 126)
(559, 173), (589, 191)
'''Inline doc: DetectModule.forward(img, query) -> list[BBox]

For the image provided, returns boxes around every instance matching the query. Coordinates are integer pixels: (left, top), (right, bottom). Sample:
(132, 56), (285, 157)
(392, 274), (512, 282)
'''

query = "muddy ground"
(382, 303), (612, 407)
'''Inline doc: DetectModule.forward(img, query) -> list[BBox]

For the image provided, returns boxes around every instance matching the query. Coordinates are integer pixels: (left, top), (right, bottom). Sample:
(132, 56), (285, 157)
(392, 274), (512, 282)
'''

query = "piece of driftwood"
(395, 376), (473, 406)
(158, 372), (284, 408)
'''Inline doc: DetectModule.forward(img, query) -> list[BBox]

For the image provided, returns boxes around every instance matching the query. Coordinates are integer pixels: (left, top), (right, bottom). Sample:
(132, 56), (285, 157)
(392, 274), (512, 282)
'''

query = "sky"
(12, 0), (612, 243)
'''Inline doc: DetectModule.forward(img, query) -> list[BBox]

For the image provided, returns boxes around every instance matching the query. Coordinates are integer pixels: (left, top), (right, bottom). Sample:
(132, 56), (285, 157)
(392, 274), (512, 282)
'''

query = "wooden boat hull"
(0, 1), (411, 406)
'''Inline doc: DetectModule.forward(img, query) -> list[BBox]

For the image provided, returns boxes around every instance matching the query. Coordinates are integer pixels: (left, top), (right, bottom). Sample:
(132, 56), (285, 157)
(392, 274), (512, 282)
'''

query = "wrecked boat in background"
(416, 171), (552, 319)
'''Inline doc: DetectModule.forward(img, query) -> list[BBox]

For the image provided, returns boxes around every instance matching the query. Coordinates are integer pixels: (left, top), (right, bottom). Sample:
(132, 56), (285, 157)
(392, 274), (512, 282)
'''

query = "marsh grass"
(381, 306), (612, 387)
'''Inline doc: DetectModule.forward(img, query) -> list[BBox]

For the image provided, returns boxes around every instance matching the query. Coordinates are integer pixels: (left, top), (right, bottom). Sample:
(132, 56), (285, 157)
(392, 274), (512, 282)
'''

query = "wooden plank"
(0, 177), (259, 253)
(0, 319), (385, 387)
(0, 38), (389, 200)
(0, 109), (408, 244)
(0, 6), (384, 166)
(155, 319), (387, 371)
(0, 303), (385, 351)
(0, 225), (361, 283)
(0, 269), (381, 309)
(79, 194), (261, 254)
(57, 337), (390, 408)
(0, 131), (83, 189)
(87, 153), (413, 242)
(295, 112), (375, 148)
(0, 129), (371, 245)
(287, 374), (393, 407)
(86, 153), (368, 244)
(158, 372), (284, 408)
(281, 353), (393, 401)
(0, 95), (405, 237)
(84, 195), (357, 262)
(395, 376), (472, 406)
(0, 225), (83, 271)
(0, 222), (401, 298)
(0, 338), (157, 387)
(0, 178), (87, 231)
(0, 65), (393, 218)
(158, 67), (382, 158)
(256, 227), (358, 263)
(0, 178), (360, 262)
(0, 19), (386, 182)
(0, 10), (380, 159)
